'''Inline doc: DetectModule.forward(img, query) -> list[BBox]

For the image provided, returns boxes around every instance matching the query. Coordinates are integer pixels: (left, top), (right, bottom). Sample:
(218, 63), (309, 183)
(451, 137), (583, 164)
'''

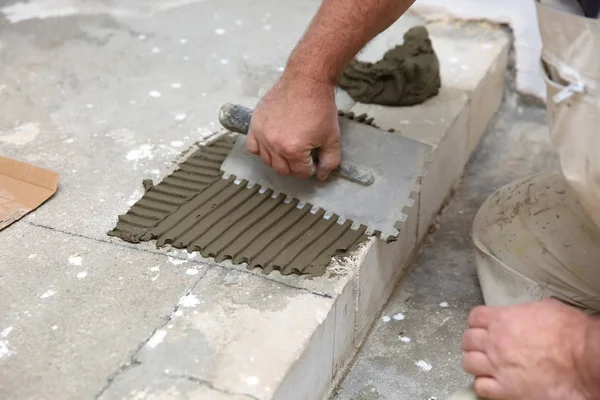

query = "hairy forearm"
(285, 0), (415, 84)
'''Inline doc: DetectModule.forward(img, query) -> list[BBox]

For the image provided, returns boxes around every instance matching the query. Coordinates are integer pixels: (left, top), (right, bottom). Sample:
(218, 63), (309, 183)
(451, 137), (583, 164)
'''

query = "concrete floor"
(0, 1), (548, 399)
(333, 94), (560, 400)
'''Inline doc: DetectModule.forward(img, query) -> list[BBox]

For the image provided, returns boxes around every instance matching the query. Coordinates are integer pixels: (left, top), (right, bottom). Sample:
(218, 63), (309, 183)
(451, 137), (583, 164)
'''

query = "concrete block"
(332, 276), (356, 375)
(350, 87), (468, 147)
(0, 223), (209, 400)
(350, 87), (470, 242)
(355, 207), (419, 342)
(344, 17), (509, 367)
(417, 99), (470, 241)
(100, 267), (354, 400)
(427, 21), (510, 153)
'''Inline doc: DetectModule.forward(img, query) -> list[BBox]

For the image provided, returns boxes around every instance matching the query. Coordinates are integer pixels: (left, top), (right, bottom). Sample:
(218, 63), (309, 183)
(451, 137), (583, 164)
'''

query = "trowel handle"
(219, 103), (253, 134)
(218, 103), (374, 186)
(218, 102), (319, 162)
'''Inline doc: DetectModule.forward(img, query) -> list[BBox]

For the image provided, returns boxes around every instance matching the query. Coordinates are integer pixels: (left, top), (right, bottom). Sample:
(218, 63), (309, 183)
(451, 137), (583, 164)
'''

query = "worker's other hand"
(462, 299), (598, 400)
(246, 70), (340, 180)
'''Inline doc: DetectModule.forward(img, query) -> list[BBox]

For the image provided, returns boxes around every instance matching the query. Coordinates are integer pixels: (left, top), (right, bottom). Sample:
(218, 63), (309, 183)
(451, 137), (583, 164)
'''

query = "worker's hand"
(462, 299), (599, 400)
(246, 70), (341, 181)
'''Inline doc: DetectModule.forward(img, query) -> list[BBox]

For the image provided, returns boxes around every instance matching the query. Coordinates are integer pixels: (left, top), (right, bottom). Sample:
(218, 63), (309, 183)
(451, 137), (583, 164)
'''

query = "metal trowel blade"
(219, 116), (431, 240)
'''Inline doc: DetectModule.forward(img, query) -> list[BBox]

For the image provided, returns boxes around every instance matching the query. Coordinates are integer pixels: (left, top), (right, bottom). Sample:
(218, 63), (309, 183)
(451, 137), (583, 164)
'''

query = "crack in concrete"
(26, 221), (334, 299)
(94, 267), (210, 399)
(210, 262), (334, 300)
(170, 374), (261, 400)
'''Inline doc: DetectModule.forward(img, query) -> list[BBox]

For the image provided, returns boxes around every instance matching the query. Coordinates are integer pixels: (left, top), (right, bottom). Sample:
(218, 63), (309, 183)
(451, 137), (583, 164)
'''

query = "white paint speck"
(460, 64), (469, 71)
(76, 271), (88, 279)
(171, 82), (182, 89)
(178, 294), (200, 308)
(28, 254), (37, 259)
(51, 325), (58, 331)
(151, 47), (161, 54)
(400, 336), (411, 343)
(214, 28), (225, 35)
(235, 19), (243, 25)
(439, 302), (449, 308)
(170, 140), (184, 147)
(0, 122), (40, 145)
(168, 256), (188, 266)
(64, 138), (74, 144)
(416, 360), (432, 372)
(246, 376), (259, 385)
(180, 38), (187, 44)
(393, 313), (405, 321)
(174, 113), (186, 122)
(149, 266), (160, 272)
(86, 103), (93, 109)
(242, 54), (250, 60)
(220, 58), (228, 65)
(449, 56), (459, 64)
(148, 90), (161, 98)
(0, 341), (11, 360)
(263, 24), (272, 31)
(40, 289), (56, 299)
(151, 274), (159, 281)
(277, 66), (284, 72)
(1, 327), (13, 338)
(201, 92), (207, 97)
(138, 34), (146, 40)
(146, 329), (167, 348)
(68, 255), (83, 266)
(186, 268), (199, 276)
(126, 144), (154, 161)
(382, 316), (391, 323)
(183, 56), (189, 61)
(482, 43), (493, 49)
(174, 310), (183, 317)
(127, 189), (142, 206)
(151, 169), (160, 175)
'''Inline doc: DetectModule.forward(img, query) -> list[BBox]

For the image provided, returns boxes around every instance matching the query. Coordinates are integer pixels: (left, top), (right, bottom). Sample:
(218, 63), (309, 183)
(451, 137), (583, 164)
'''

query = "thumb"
(246, 129), (259, 155)
(316, 139), (341, 181)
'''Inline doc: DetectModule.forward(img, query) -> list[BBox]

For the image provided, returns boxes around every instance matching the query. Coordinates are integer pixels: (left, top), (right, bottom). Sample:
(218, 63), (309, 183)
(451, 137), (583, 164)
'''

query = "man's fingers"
(246, 130), (259, 155)
(467, 305), (494, 329)
(259, 146), (273, 167)
(270, 152), (292, 176)
(316, 141), (341, 181)
(473, 377), (506, 399)
(287, 150), (316, 179)
(462, 351), (494, 377)
(461, 328), (489, 352)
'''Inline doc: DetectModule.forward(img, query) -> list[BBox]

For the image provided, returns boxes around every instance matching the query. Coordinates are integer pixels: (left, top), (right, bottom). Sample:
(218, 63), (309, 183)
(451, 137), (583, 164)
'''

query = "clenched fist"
(246, 70), (341, 181)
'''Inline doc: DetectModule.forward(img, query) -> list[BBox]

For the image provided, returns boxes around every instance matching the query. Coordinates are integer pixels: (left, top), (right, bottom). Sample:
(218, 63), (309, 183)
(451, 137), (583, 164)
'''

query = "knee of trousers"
(471, 172), (600, 311)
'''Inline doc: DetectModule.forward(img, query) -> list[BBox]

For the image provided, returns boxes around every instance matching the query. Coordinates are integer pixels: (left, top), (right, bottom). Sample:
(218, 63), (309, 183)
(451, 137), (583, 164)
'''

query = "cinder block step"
(100, 14), (509, 400)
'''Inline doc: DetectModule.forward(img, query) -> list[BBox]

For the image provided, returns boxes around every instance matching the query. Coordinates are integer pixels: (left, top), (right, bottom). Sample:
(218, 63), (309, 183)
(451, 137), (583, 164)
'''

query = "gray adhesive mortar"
(108, 113), (411, 277)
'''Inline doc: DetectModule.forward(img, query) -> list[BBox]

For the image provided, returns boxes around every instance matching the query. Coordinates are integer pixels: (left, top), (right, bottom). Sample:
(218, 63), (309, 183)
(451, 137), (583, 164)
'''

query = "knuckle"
(280, 144), (301, 159)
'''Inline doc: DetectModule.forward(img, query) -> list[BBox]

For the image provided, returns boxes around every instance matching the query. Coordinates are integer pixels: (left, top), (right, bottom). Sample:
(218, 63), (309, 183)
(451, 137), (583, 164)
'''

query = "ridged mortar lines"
(109, 113), (423, 276)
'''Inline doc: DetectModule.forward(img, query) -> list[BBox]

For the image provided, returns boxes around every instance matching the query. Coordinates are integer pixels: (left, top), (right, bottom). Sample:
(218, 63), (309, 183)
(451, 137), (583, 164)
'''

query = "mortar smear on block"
(108, 136), (369, 277)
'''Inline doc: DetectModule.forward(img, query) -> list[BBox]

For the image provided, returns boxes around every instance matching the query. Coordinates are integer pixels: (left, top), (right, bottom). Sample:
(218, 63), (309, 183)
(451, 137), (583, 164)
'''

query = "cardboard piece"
(0, 156), (59, 231)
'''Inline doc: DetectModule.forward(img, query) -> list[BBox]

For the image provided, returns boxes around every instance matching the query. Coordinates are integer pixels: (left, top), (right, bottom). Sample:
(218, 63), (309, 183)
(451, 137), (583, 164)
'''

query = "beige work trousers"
(449, 2), (600, 399)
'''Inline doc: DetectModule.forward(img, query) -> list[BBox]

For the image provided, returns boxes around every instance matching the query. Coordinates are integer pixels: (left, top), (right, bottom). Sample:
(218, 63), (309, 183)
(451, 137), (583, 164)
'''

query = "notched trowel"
(218, 103), (431, 241)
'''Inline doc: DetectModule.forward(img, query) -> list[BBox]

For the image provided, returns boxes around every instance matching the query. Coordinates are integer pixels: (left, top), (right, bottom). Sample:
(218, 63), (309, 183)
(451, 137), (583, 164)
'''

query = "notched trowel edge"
(216, 108), (432, 242)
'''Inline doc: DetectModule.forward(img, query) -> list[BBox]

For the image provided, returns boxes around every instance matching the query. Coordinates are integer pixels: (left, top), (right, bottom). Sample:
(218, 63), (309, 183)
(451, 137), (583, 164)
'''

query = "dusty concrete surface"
(0, 0), (513, 399)
(333, 95), (560, 400)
